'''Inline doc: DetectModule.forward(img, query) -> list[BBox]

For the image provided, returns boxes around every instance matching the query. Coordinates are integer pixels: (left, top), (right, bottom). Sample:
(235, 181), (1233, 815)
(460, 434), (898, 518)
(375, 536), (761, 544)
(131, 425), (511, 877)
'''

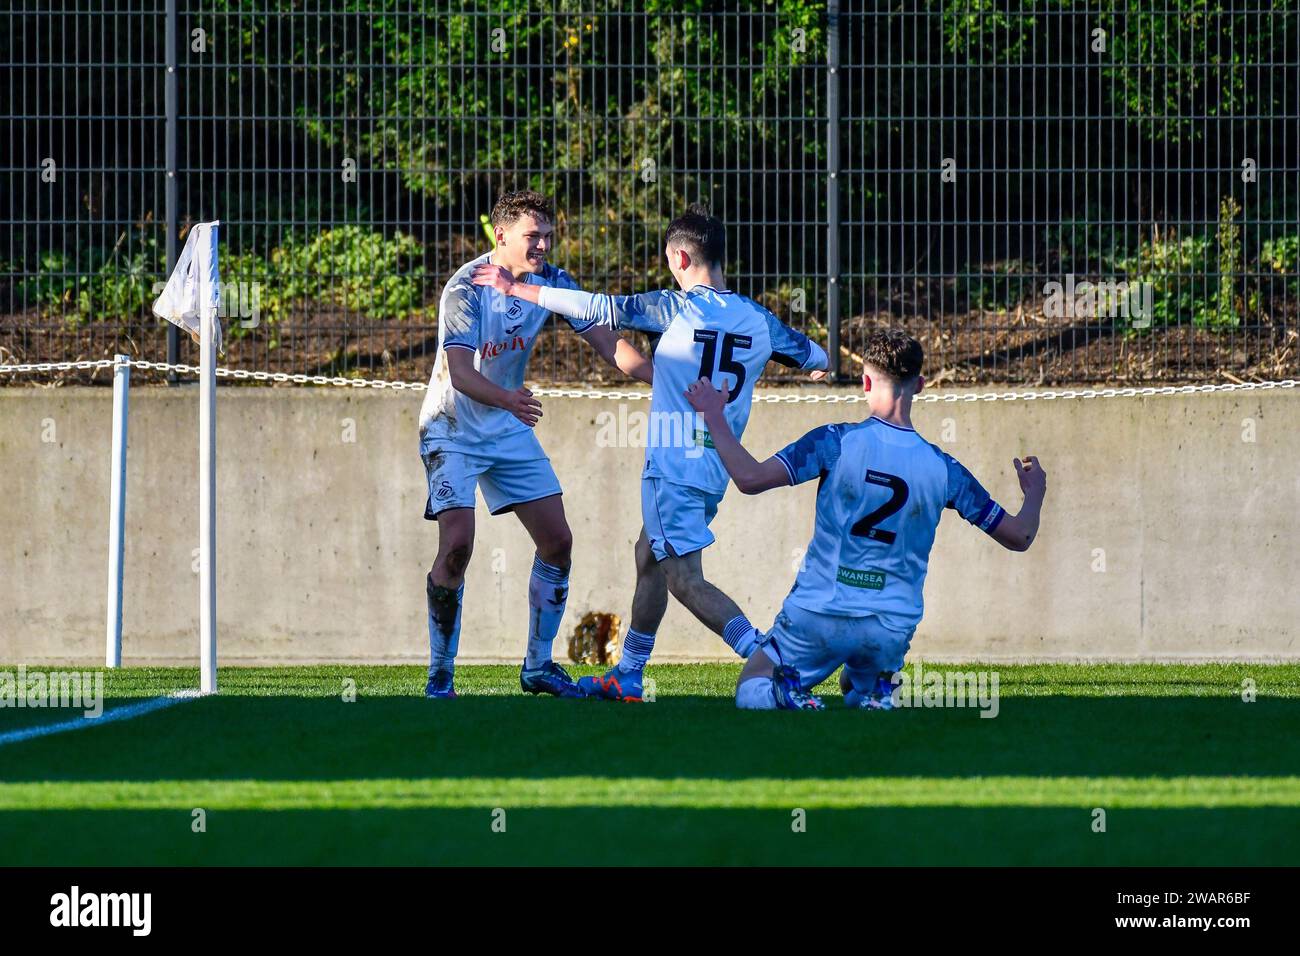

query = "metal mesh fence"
(840, 3), (1299, 385)
(2, 1), (1297, 387)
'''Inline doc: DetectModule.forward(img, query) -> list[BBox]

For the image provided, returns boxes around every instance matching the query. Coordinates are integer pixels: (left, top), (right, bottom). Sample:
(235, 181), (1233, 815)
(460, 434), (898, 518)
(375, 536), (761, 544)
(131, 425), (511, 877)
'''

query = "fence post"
(826, 0), (842, 382)
(165, 0), (179, 383)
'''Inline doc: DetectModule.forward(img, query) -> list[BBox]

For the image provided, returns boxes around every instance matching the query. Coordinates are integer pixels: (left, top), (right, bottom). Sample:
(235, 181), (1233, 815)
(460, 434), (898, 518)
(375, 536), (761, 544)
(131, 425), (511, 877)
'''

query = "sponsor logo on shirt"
(479, 335), (529, 359)
(837, 566), (886, 590)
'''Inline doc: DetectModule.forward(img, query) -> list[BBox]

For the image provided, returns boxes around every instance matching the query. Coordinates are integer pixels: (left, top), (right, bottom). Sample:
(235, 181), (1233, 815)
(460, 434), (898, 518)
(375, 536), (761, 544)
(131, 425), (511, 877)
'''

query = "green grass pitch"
(2, 663), (1298, 866)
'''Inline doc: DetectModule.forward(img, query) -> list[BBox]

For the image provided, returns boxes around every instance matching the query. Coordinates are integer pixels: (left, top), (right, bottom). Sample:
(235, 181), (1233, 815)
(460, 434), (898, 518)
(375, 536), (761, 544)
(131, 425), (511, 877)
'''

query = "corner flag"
(152, 220), (222, 351)
(152, 218), (222, 694)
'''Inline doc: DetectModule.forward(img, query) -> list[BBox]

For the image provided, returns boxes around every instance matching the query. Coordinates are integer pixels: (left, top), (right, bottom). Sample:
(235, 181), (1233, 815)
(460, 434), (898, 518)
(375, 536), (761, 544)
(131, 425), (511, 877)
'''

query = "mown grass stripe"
(2, 776), (1298, 811)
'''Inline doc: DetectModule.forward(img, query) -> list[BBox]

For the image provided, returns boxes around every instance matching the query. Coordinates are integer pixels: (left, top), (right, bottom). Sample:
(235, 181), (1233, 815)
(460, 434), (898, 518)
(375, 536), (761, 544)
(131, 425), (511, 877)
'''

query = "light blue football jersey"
(419, 253), (593, 452)
(775, 418), (1005, 630)
(583, 285), (827, 494)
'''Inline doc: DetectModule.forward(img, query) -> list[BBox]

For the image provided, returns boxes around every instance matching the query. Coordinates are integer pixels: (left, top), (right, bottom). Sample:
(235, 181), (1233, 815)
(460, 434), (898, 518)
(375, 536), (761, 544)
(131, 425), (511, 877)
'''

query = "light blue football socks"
(722, 614), (761, 658)
(618, 627), (657, 673)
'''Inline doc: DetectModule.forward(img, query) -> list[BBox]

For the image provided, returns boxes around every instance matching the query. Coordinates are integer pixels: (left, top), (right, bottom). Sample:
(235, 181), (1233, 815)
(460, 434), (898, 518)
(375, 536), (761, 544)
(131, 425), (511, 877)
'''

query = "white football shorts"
(641, 476), (725, 562)
(421, 430), (562, 519)
(760, 600), (914, 692)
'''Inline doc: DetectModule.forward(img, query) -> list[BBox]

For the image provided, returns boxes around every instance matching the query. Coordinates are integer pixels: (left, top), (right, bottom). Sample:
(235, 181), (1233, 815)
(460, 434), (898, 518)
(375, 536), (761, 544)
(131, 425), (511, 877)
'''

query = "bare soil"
(2, 302), (1295, 388)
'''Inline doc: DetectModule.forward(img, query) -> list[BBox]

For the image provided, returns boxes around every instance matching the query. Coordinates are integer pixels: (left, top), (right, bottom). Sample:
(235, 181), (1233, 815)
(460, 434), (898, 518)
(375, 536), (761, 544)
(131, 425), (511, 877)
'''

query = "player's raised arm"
(988, 457), (1048, 552)
(470, 265), (654, 384)
(470, 263), (596, 322)
(684, 378), (791, 494)
(472, 265), (680, 334)
(760, 306), (830, 382)
(943, 450), (1047, 552)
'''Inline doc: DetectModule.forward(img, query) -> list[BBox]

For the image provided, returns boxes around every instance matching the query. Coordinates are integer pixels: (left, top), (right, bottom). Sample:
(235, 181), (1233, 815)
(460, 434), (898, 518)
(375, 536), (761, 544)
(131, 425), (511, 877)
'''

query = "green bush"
(273, 227), (426, 320)
(1261, 235), (1299, 293)
(221, 227), (428, 340)
(1114, 198), (1246, 329)
(209, 0), (826, 270)
(1116, 232), (1212, 328)
(17, 239), (163, 323)
(16, 251), (75, 311)
(16, 227), (426, 332)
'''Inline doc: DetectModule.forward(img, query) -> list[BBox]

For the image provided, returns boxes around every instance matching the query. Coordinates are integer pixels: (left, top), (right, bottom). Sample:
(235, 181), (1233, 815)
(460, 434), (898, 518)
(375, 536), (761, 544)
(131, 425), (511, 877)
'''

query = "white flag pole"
(105, 353), (130, 668)
(199, 225), (219, 695)
(151, 219), (222, 694)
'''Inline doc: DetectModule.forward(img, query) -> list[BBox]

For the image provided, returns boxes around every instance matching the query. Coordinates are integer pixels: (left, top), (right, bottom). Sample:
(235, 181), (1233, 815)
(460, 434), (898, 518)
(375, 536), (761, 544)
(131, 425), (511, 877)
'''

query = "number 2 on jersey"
(850, 470), (909, 544)
(694, 330), (751, 404)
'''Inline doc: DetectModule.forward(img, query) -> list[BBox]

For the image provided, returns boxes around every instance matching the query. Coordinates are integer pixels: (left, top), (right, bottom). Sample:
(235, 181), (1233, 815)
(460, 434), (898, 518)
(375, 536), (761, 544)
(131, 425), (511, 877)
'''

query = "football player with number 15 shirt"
(474, 205), (828, 701)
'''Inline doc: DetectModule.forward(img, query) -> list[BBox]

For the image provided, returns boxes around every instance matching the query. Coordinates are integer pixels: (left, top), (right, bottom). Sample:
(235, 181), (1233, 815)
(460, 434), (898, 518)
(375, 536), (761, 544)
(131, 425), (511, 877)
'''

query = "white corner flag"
(152, 219), (221, 694)
(152, 220), (223, 352)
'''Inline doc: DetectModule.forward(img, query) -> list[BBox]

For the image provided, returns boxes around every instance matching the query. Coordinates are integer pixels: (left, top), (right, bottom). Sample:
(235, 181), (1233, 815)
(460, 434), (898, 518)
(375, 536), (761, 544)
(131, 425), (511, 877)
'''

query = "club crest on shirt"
(488, 287), (528, 315)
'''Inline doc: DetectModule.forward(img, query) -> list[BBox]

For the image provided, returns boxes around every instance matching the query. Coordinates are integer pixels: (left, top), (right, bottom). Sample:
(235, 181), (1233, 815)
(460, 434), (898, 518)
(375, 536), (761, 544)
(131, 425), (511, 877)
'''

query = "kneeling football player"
(418, 190), (652, 698)
(684, 329), (1048, 710)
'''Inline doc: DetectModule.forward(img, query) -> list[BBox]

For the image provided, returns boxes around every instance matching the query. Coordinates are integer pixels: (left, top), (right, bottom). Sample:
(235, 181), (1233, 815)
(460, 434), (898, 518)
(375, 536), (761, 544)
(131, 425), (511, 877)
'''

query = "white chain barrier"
(1, 357), (1296, 403)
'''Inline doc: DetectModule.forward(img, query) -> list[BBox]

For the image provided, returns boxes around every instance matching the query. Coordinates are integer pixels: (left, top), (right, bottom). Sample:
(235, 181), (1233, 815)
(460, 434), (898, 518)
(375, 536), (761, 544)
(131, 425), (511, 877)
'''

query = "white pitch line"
(0, 690), (204, 748)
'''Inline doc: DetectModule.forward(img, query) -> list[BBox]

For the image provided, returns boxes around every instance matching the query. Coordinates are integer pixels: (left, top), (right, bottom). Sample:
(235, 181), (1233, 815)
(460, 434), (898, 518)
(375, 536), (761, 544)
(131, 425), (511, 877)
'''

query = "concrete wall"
(1, 385), (1295, 665)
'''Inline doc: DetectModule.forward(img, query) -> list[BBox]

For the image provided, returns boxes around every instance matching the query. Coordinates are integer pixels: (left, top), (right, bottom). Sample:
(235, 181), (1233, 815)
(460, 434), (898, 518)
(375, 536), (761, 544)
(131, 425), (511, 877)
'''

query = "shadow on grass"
(0, 806), (1296, 865)
(1, 695), (1297, 782)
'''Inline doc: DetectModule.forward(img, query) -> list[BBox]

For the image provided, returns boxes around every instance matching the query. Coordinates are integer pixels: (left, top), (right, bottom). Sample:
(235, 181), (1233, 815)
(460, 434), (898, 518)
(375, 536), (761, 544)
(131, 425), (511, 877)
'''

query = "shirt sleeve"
(583, 289), (683, 334)
(944, 453), (1005, 533)
(439, 272), (479, 352)
(774, 424), (843, 486)
(760, 305), (829, 370)
(540, 265), (598, 334)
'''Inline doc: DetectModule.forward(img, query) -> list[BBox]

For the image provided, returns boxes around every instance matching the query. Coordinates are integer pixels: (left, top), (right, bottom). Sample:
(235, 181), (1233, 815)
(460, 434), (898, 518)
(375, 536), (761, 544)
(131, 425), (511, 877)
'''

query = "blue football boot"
(577, 665), (644, 702)
(771, 665), (824, 711)
(424, 668), (457, 699)
(845, 672), (897, 710)
(520, 659), (585, 698)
